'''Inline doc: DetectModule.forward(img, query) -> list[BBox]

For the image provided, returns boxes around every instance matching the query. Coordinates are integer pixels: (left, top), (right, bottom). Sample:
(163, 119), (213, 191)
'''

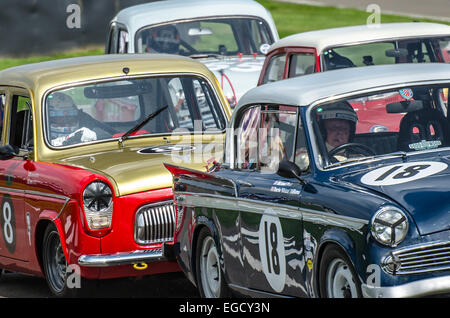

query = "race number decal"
(0, 194), (16, 253)
(258, 210), (286, 292)
(361, 161), (448, 186)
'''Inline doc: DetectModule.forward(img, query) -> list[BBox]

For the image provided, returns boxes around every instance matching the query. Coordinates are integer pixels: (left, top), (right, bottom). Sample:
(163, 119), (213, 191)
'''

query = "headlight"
(82, 181), (113, 230)
(371, 206), (408, 247)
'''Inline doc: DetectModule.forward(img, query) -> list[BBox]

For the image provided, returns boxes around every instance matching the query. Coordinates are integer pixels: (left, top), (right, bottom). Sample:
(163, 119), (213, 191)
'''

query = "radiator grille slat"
(388, 242), (450, 275)
(135, 202), (175, 245)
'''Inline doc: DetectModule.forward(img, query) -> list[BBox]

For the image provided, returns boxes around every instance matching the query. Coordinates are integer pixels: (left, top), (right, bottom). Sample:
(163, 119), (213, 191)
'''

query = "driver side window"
(10, 95), (33, 150)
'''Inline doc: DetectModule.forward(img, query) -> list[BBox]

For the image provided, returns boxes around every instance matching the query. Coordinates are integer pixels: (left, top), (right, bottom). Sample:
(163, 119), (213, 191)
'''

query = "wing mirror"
(277, 160), (306, 185)
(0, 145), (19, 160)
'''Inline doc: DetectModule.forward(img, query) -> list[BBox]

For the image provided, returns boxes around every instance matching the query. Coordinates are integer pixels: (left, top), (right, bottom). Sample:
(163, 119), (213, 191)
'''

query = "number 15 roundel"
(361, 161), (448, 186)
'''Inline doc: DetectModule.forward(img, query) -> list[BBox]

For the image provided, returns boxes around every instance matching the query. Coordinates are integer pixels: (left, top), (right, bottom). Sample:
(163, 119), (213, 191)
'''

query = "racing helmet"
(317, 101), (358, 141)
(47, 92), (79, 139)
(148, 25), (180, 54)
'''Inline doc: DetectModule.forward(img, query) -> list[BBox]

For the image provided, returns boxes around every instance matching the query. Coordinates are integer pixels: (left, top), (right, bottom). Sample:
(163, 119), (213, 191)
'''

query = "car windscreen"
(323, 36), (450, 70)
(311, 84), (450, 168)
(45, 75), (226, 147)
(135, 17), (273, 56)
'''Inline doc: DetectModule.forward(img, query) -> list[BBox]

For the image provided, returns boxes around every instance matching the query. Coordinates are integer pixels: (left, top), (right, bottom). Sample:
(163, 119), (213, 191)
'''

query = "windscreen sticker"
(258, 210), (286, 293)
(361, 161), (448, 186)
(399, 88), (413, 100)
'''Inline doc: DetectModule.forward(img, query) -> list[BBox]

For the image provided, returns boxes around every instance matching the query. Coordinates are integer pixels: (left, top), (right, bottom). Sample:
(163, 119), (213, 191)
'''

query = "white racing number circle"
(361, 161), (448, 186)
(0, 194), (16, 253)
(258, 209), (286, 293)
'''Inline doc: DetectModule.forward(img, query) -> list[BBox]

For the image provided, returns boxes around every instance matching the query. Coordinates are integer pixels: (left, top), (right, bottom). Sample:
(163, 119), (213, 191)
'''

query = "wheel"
(319, 245), (362, 298)
(195, 227), (230, 298)
(42, 224), (85, 297)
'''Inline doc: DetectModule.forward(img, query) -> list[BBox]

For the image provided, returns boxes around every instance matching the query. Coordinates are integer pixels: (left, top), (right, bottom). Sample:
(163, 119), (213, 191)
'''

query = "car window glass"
(288, 53), (316, 78)
(107, 24), (119, 53)
(136, 17), (273, 56)
(0, 94), (5, 140)
(259, 105), (297, 173)
(118, 29), (129, 54)
(10, 95), (32, 150)
(263, 54), (286, 84)
(312, 84), (450, 168)
(236, 106), (260, 169)
(439, 39), (450, 62)
(294, 115), (310, 171)
(45, 76), (226, 147)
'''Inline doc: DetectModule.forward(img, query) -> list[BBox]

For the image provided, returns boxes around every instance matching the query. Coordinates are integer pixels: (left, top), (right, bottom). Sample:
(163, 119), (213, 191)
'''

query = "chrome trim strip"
(362, 275), (450, 298)
(78, 249), (165, 267)
(174, 191), (368, 227)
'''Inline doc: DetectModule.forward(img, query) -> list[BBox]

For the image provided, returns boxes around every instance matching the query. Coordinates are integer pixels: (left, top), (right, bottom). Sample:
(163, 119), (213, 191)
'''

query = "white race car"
(107, 0), (279, 108)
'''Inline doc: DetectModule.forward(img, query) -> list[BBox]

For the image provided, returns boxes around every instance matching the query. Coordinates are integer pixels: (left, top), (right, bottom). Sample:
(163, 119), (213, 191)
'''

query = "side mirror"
(277, 160), (305, 184)
(0, 145), (18, 160)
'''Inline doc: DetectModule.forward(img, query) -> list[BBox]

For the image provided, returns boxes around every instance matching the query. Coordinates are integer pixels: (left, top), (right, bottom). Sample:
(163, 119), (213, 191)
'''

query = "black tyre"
(195, 227), (230, 298)
(319, 245), (362, 298)
(42, 224), (85, 297)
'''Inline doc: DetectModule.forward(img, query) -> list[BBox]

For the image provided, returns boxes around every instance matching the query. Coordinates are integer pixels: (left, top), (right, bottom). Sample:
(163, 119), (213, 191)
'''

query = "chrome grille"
(384, 241), (450, 275)
(134, 201), (175, 245)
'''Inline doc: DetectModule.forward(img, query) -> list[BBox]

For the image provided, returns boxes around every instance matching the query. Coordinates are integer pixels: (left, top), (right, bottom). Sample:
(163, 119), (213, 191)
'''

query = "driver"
(318, 101), (358, 161)
(146, 25), (180, 54)
(48, 92), (97, 146)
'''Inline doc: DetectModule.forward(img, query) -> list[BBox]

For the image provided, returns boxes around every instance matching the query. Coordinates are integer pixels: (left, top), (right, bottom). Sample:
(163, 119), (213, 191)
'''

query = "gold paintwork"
(0, 54), (231, 196)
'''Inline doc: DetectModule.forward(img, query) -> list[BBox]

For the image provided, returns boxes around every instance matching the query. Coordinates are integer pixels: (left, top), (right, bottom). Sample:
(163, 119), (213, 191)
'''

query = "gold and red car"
(0, 54), (230, 296)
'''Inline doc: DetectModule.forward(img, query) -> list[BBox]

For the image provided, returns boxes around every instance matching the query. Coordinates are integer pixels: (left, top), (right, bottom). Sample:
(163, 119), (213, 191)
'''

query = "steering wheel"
(328, 142), (376, 157)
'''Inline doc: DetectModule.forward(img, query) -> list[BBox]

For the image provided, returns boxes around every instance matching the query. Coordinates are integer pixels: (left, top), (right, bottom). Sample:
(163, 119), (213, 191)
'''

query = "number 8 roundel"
(0, 194), (16, 254)
(258, 210), (286, 293)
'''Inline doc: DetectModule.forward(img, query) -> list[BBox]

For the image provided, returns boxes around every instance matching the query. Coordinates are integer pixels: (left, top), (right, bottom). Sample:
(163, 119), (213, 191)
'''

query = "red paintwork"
(0, 159), (179, 280)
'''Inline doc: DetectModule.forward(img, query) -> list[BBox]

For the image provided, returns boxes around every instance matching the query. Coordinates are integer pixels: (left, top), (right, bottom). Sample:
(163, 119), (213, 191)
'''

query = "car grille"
(134, 201), (175, 245)
(383, 241), (450, 275)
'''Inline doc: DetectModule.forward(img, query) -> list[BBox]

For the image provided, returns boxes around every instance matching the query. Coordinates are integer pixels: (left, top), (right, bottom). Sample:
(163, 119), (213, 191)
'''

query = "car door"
(0, 92), (32, 261)
(236, 104), (309, 296)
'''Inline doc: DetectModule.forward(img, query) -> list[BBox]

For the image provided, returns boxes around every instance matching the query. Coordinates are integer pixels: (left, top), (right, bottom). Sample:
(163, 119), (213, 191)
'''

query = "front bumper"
(78, 243), (176, 267)
(362, 275), (450, 298)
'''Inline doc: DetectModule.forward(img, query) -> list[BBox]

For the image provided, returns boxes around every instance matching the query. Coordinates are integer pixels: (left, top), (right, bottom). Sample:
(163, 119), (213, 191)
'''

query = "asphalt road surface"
(0, 271), (199, 298)
(278, 0), (450, 22)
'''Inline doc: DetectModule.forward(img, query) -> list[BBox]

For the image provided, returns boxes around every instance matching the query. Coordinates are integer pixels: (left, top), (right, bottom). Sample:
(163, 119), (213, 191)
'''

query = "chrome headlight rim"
(82, 180), (113, 230)
(370, 206), (409, 248)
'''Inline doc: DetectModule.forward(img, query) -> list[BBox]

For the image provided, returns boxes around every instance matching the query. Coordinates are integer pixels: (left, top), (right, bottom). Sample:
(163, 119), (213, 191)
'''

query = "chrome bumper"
(362, 275), (450, 298)
(78, 248), (166, 267)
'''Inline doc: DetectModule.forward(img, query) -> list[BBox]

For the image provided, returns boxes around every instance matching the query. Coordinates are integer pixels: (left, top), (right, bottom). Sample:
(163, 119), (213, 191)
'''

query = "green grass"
(0, 0), (449, 70)
(256, 0), (450, 38)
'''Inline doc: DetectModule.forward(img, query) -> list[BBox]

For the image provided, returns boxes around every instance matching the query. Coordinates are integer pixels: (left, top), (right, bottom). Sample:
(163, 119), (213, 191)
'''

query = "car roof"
(236, 63), (450, 110)
(112, 0), (277, 36)
(0, 54), (214, 96)
(268, 22), (450, 53)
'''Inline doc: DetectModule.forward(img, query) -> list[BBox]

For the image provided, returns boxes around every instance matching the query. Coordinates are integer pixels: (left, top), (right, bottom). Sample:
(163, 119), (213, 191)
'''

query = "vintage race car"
(106, 0), (279, 108)
(259, 22), (450, 133)
(0, 54), (230, 296)
(166, 63), (450, 298)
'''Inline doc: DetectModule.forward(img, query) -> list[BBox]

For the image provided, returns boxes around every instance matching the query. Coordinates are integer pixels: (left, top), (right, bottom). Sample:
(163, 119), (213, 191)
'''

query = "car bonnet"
(335, 155), (450, 236)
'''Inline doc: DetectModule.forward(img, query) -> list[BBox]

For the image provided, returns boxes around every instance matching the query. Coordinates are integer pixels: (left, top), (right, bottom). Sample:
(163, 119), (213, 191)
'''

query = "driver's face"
(324, 119), (350, 148)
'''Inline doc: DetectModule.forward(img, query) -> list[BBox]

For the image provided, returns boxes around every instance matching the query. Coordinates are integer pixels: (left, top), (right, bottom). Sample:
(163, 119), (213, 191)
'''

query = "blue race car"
(165, 63), (450, 298)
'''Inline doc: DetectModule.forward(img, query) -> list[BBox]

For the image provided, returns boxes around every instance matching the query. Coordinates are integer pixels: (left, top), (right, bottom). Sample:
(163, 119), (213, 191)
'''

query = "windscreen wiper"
(118, 105), (168, 147)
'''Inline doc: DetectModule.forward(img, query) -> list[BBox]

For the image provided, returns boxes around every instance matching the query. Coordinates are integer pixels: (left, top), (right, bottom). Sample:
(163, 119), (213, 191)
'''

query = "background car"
(106, 0), (279, 108)
(166, 63), (450, 298)
(0, 54), (231, 296)
(258, 22), (450, 133)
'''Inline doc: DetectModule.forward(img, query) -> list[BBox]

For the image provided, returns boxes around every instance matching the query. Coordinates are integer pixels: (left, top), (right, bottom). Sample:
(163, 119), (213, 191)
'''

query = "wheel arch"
(314, 228), (363, 297)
